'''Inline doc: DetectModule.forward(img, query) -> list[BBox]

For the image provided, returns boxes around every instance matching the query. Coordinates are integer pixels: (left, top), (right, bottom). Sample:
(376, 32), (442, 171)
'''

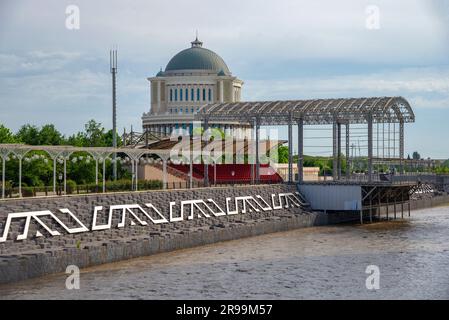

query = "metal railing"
(0, 179), (284, 199)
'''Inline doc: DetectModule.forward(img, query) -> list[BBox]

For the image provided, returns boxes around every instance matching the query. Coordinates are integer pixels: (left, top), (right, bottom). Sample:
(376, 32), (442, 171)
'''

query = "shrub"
(22, 186), (35, 197)
(66, 179), (77, 194)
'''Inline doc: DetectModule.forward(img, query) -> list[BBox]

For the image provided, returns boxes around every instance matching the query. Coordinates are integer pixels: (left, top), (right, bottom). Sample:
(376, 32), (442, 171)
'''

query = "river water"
(1, 206), (449, 300)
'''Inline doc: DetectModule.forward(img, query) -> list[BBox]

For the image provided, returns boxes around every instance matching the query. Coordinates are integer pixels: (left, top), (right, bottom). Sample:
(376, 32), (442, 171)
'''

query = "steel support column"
(297, 118), (304, 183)
(368, 114), (373, 182)
(203, 118), (209, 187)
(399, 120), (404, 174)
(332, 121), (338, 180)
(337, 122), (342, 180)
(255, 117), (260, 184)
(345, 123), (350, 180)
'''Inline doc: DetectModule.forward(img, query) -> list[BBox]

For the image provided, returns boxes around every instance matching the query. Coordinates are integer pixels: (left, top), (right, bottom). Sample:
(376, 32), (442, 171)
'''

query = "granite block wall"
(0, 184), (363, 284)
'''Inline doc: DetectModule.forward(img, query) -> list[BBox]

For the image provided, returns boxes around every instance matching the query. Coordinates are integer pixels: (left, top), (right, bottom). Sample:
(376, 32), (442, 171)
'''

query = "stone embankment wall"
(0, 184), (357, 284)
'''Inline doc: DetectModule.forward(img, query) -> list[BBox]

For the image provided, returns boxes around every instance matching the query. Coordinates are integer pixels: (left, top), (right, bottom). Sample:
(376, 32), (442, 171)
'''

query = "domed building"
(141, 37), (245, 135)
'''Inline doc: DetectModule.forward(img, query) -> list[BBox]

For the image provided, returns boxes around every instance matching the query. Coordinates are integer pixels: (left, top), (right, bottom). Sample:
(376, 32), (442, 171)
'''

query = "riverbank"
(410, 194), (449, 210)
(0, 184), (363, 284)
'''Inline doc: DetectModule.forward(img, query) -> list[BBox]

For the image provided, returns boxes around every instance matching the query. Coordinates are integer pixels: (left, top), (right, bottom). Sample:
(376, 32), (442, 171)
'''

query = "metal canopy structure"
(196, 97), (415, 125)
(0, 144), (175, 198)
(0, 138), (281, 198)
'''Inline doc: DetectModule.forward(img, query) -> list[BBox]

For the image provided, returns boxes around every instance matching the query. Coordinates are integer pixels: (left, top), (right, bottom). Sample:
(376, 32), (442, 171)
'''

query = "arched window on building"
(185, 108), (188, 114)
(208, 88), (212, 101)
(174, 89), (178, 101)
(191, 88), (194, 101)
(185, 88), (188, 101)
(170, 88), (173, 102)
(180, 88), (183, 101)
(203, 88), (206, 101)
(197, 88), (200, 101)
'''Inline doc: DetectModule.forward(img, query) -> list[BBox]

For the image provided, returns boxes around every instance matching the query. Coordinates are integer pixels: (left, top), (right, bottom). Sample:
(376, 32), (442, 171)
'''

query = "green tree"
(412, 151), (421, 160)
(104, 129), (123, 147)
(66, 132), (86, 147)
(84, 120), (106, 147)
(270, 145), (289, 163)
(16, 124), (40, 145)
(0, 125), (16, 143)
(39, 124), (64, 145)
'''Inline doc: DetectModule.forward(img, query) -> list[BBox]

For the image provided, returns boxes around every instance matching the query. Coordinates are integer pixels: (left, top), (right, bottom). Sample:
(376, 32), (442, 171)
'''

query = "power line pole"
(110, 48), (118, 180)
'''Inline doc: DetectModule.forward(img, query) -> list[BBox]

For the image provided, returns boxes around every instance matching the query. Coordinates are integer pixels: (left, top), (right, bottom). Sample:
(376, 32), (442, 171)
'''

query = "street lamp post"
(58, 173), (63, 196)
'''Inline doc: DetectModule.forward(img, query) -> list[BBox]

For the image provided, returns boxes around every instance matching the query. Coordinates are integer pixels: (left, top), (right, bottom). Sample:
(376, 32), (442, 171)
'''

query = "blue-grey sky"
(0, 0), (449, 158)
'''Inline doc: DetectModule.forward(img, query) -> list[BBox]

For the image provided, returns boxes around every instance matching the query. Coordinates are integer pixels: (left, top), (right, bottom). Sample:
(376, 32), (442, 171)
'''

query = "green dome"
(165, 38), (230, 75)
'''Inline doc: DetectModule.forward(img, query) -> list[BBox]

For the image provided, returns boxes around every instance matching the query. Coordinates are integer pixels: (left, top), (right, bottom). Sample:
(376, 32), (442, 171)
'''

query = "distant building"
(142, 37), (246, 135)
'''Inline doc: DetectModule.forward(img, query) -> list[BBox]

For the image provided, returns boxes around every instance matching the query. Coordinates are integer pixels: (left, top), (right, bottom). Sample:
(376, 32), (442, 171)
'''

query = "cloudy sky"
(0, 0), (449, 158)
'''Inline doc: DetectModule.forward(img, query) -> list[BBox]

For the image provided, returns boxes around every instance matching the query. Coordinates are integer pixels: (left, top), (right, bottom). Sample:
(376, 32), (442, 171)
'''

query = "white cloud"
(244, 66), (449, 108)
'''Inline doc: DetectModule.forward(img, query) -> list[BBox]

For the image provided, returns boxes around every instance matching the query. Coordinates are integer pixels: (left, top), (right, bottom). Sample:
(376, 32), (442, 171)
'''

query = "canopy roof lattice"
(196, 97), (415, 125)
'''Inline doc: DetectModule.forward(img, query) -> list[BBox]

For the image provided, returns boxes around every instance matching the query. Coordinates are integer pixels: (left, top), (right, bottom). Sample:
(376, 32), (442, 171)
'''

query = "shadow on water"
(357, 220), (412, 231)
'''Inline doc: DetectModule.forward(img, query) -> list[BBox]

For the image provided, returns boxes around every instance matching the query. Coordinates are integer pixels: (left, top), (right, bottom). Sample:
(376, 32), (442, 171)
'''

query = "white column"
(130, 159), (134, 190)
(53, 157), (56, 194)
(157, 81), (161, 113)
(95, 158), (98, 186)
(2, 157), (5, 199)
(219, 81), (224, 102)
(135, 159), (139, 191)
(63, 157), (67, 194)
(18, 157), (22, 198)
(102, 158), (106, 193)
(162, 159), (167, 189)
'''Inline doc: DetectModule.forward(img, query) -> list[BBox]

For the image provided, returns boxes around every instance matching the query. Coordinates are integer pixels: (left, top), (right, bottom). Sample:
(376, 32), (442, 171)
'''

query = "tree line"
(0, 119), (121, 147)
(0, 120), (128, 189)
